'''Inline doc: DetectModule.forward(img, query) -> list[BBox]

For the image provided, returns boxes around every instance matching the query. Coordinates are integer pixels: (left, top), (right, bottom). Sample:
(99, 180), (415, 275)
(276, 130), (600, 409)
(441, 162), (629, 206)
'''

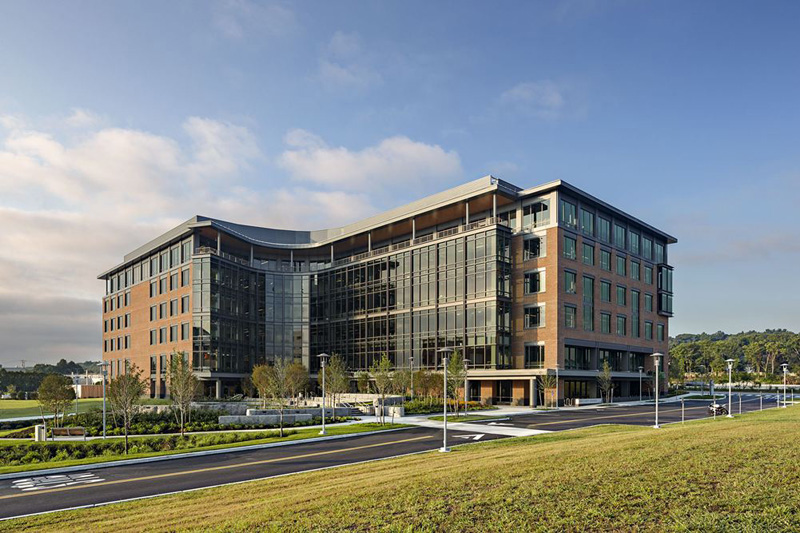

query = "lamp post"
(463, 358), (470, 418)
(725, 358), (735, 418)
(555, 363), (560, 410)
(99, 361), (109, 439)
(781, 363), (789, 408)
(410, 355), (415, 400)
(437, 347), (453, 452)
(651, 352), (663, 428)
(317, 353), (330, 435)
(638, 365), (643, 402)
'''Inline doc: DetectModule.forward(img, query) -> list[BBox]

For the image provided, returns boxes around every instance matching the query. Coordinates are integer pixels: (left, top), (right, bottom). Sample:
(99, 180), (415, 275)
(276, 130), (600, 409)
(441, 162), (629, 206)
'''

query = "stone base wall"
(218, 413), (313, 426)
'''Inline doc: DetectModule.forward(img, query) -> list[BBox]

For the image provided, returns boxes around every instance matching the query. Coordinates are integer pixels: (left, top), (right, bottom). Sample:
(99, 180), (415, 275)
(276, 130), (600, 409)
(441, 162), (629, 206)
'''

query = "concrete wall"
(219, 413), (312, 426)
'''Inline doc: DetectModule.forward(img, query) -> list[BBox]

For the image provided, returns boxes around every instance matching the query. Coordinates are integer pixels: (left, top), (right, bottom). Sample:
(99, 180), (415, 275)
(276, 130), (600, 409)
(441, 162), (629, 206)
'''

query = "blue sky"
(1, 1), (799, 364)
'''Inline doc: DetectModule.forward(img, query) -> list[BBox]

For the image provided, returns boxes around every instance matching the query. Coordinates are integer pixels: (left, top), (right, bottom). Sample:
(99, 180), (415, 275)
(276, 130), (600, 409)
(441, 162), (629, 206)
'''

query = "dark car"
(708, 403), (728, 416)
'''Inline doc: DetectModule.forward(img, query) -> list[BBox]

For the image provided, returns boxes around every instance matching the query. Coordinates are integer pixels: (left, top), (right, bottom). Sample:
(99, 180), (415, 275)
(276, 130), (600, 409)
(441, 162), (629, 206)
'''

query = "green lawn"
(6, 406), (799, 532)
(0, 399), (105, 419)
(0, 423), (408, 475)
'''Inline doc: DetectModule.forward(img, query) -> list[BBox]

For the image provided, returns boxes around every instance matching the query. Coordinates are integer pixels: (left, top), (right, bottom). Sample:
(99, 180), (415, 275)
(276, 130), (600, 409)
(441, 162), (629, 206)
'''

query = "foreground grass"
(0, 423), (407, 475)
(5, 408), (800, 532)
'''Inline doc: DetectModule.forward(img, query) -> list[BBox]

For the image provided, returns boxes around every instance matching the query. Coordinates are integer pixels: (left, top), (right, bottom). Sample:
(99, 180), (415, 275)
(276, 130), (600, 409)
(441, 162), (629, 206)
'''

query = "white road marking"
(12, 473), (104, 492)
(454, 434), (485, 441)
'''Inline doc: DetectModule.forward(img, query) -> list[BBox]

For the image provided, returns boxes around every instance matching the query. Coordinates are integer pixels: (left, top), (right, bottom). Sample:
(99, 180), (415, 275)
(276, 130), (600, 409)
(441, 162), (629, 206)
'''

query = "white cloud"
(278, 129), (463, 191)
(0, 113), (375, 363)
(499, 80), (566, 119)
(317, 31), (382, 91)
(212, 0), (297, 40)
(65, 108), (103, 128)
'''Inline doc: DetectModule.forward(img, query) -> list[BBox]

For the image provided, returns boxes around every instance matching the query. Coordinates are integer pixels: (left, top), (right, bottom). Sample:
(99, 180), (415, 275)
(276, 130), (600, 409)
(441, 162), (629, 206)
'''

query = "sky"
(1, 1), (799, 365)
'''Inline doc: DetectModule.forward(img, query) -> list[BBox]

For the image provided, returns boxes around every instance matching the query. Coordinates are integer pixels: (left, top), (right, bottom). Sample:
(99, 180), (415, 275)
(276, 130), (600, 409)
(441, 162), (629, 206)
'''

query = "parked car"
(708, 403), (728, 416)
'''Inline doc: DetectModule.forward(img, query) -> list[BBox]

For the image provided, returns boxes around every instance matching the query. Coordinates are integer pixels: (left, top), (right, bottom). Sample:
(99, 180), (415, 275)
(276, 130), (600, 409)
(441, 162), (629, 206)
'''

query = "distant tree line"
(669, 329), (800, 384)
(1, 359), (102, 395)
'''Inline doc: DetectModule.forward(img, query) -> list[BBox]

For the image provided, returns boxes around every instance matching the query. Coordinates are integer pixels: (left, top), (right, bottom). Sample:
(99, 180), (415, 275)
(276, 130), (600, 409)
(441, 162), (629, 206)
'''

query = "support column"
(412, 218), (416, 240)
(465, 202), (470, 225)
(368, 232), (372, 252)
(493, 193), (497, 219)
(531, 378), (538, 408)
(330, 244), (334, 263)
(215, 379), (222, 399)
(290, 249), (294, 270)
(216, 232), (221, 254)
(249, 245), (254, 266)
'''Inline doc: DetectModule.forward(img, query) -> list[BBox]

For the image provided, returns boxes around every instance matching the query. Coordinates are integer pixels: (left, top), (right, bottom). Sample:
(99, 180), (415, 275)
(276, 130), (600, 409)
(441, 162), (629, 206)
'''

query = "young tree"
(356, 371), (371, 393)
(252, 364), (272, 408)
(326, 354), (350, 413)
(370, 353), (393, 425)
(108, 362), (147, 454)
(286, 362), (309, 406)
(539, 374), (558, 408)
(167, 350), (199, 436)
(257, 358), (292, 437)
(446, 350), (467, 417)
(597, 360), (614, 403)
(37, 374), (75, 427)
(393, 366), (412, 401)
(413, 369), (430, 398)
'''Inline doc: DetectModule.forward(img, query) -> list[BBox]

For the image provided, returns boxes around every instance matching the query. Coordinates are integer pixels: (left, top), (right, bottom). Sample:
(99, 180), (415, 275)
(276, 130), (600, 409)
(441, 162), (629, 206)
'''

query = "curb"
(0, 426), (412, 481)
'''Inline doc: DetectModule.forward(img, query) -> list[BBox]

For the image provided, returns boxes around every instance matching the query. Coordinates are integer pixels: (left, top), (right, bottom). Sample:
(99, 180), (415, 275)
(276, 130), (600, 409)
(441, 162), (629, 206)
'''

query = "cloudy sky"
(1, 1), (799, 365)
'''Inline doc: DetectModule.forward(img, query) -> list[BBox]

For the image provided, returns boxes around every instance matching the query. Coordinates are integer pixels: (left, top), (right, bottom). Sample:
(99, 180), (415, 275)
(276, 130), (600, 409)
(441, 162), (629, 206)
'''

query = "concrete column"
(330, 244), (334, 262)
(216, 232), (221, 254)
(531, 378), (538, 408)
(290, 249), (294, 270)
(493, 193), (497, 219)
(465, 202), (470, 225)
(412, 218), (416, 240)
(215, 379), (223, 399)
(368, 232), (372, 252)
(249, 245), (254, 266)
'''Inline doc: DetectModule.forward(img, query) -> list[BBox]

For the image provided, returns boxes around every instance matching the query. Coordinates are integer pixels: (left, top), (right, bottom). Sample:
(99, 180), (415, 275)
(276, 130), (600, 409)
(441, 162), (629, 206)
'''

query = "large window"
(524, 305), (545, 328)
(582, 243), (594, 265)
(580, 208), (594, 236)
(565, 346), (592, 370)
(655, 242), (665, 264)
(563, 235), (577, 260)
(600, 280), (611, 302)
(631, 261), (640, 281)
(524, 344), (545, 369)
(523, 236), (544, 260)
(617, 285), (626, 306)
(614, 224), (626, 249)
(524, 270), (544, 294)
(644, 265), (653, 284)
(560, 199), (577, 229)
(616, 255), (626, 276)
(644, 293), (653, 312)
(645, 321), (653, 340)
(565, 305), (577, 328)
(629, 231), (640, 255)
(657, 323), (665, 341)
(642, 236), (653, 260)
(601, 312), (611, 334)
(600, 250), (611, 271)
(598, 217), (611, 243)
(523, 200), (550, 228)
(564, 271), (577, 294)
(616, 315), (627, 336)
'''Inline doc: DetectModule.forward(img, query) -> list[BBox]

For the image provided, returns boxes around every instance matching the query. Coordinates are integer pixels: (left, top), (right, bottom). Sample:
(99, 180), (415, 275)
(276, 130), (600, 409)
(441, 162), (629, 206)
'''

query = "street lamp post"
(651, 352), (663, 428)
(638, 366), (643, 402)
(99, 361), (109, 439)
(410, 355), (415, 400)
(725, 358), (735, 418)
(781, 363), (789, 408)
(317, 353), (330, 435)
(463, 358), (470, 418)
(555, 363), (560, 410)
(437, 347), (453, 452)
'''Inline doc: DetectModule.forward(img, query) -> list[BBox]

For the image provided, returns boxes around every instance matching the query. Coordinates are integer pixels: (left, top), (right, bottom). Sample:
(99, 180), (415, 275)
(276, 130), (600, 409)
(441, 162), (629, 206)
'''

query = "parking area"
(468, 394), (778, 432)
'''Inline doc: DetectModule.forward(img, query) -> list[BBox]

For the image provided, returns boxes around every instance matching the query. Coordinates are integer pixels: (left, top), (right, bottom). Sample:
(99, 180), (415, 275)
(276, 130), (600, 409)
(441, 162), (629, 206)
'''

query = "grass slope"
(5, 407), (800, 532)
(0, 399), (104, 419)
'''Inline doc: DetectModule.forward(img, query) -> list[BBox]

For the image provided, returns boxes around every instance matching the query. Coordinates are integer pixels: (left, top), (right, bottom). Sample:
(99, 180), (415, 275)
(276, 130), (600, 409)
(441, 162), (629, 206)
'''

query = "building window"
(170, 325), (178, 342)
(601, 312), (611, 334)
(150, 305), (157, 321)
(583, 305), (594, 332)
(655, 243), (665, 264)
(524, 270), (543, 294)
(159, 277), (167, 294)
(580, 208), (594, 236)
(181, 268), (190, 287)
(560, 199), (577, 229)
(159, 327), (167, 344)
(642, 237), (653, 260)
(565, 346), (591, 370)
(600, 249), (611, 271)
(598, 217), (611, 243)
(614, 224), (626, 249)
(159, 302), (167, 319)
(170, 273), (179, 291)
(523, 200), (550, 228)
(564, 271), (577, 294)
(600, 280), (611, 302)
(524, 344), (545, 369)
(616, 315), (627, 336)
(616, 255), (626, 276)
(170, 299), (178, 317)
(582, 243), (594, 265)
(124, 292), (130, 306)
(150, 281), (157, 298)
(124, 335), (130, 349)
(631, 261), (640, 280)
(565, 305), (577, 328)
(617, 286), (626, 306)
(645, 321), (653, 340)
(181, 295), (190, 313)
(150, 329), (157, 345)
(124, 313), (130, 328)
(644, 265), (653, 284)
(644, 293), (653, 312)
(563, 235), (577, 260)
(524, 305), (545, 328)
(629, 231), (640, 255)
(657, 323), (665, 342)
(523, 236), (544, 260)
(181, 322), (190, 341)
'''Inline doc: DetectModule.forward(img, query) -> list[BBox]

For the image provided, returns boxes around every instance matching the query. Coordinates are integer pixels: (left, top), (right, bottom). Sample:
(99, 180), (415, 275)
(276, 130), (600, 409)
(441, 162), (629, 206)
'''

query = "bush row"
(404, 398), (492, 415)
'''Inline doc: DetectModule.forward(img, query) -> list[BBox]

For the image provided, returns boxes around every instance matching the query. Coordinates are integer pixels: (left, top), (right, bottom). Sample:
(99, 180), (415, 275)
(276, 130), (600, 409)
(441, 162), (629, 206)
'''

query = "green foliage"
(37, 374), (75, 427)
(404, 398), (492, 415)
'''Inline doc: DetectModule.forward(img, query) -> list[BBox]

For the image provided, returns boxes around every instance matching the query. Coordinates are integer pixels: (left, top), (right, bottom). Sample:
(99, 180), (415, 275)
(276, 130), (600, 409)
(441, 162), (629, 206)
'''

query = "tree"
(167, 350), (199, 436)
(370, 353), (393, 425)
(108, 362), (147, 454)
(597, 361), (614, 403)
(37, 374), (75, 427)
(539, 374), (557, 408)
(254, 359), (292, 437)
(252, 364), (272, 409)
(356, 371), (371, 393)
(326, 354), (349, 412)
(286, 362), (309, 406)
(446, 350), (467, 417)
(393, 366), (412, 400)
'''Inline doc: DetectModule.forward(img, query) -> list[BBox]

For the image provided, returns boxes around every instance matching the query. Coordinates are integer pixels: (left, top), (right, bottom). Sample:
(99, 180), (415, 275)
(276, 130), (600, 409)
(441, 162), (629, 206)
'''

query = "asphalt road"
(471, 394), (779, 431)
(0, 426), (503, 520)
